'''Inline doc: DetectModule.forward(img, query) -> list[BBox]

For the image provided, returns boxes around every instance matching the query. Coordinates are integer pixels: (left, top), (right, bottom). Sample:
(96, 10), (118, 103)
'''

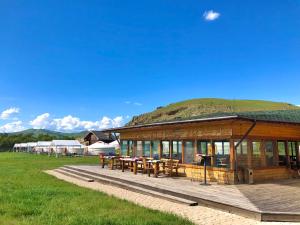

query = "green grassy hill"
(9, 129), (85, 138)
(127, 98), (300, 126)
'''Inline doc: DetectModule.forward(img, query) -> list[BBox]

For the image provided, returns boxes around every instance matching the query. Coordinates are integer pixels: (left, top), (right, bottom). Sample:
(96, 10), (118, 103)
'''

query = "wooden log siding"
(232, 120), (300, 140)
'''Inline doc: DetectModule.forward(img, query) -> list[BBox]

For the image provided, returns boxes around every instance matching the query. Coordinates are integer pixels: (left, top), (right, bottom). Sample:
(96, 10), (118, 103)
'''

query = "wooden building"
(104, 111), (300, 184)
(84, 131), (116, 145)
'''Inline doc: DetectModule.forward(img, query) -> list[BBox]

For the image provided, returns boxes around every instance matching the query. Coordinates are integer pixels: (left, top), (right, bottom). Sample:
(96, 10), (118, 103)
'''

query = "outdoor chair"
(164, 159), (180, 177)
(142, 158), (155, 176)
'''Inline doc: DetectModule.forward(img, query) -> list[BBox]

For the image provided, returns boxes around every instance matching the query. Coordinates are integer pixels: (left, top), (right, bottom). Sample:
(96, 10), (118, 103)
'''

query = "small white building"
(51, 140), (84, 155)
(27, 142), (37, 152)
(87, 140), (119, 156)
(13, 143), (21, 152)
(35, 141), (52, 153)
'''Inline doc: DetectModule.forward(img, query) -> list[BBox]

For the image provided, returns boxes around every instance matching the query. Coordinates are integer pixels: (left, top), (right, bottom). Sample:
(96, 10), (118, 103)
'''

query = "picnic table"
(146, 160), (165, 178)
(119, 157), (140, 174)
(99, 155), (120, 170)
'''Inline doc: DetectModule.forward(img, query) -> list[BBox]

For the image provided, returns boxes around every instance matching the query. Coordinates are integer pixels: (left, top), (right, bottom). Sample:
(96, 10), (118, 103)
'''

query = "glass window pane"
(277, 141), (287, 166)
(265, 141), (274, 166)
(253, 142), (261, 156)
(121, 140), (128, 156)
(128, 141), (134, 157)
(214, 141), (230, 168)
(215, 142), (223, 155)
(152, 141), (159, 159)
(197, 141), (208, 155)
(223, 142), (230, 155)
(143, 141), (151, 157)
(172, 141), (182, 161)
(162, 141), (170, 158)
(184, 141), (194, 163)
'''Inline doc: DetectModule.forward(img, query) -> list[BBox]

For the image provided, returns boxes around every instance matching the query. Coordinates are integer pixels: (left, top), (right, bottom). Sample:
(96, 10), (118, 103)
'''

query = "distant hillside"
(0, 129), (86, 151)
(9, 129), (85, 138)
(127, 98), (299, 126)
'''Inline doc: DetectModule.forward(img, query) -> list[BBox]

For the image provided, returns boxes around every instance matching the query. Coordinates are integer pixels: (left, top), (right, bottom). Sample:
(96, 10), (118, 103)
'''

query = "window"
(197, 141), (208, 155)
(128, 141), (134, 157)
(265, 141), (274, 166)
(136, 141), (143, 157)
(196, 141), (211, 165)
(288, 142), (297, 162)
(172, 141), (182, 162)
(152, 141), (160, 159)
(252, 142), (261, 156)
(162, 141), (170, 158)
(143, 141), (151, 157)
(214, 141), (230, 167)
(184, 141), (194, 164)
(277, 141), (287, 166)
(235, 141), (247, 155)
(235, 141), (248, 168)
(252, 141), (261, 168)
(121, 140), (128, 156)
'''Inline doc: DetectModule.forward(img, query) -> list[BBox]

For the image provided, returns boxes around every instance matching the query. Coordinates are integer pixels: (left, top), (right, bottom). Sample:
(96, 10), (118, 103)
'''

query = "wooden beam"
(211, 141), (215, 166)
(273, 141), (279, 166)
(230, 139), (235, 170)
(182, 140), (185, 163)
(170, 140), (173, 159)
(247, 140), (253, 169)
(284, 141), (291, 167)
(260, 141), (267, 167)
(159, 141), (162, 159)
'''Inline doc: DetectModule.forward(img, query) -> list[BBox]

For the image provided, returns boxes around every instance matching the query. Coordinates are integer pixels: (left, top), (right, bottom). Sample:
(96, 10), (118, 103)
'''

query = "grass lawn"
(0, 152), (193, 225)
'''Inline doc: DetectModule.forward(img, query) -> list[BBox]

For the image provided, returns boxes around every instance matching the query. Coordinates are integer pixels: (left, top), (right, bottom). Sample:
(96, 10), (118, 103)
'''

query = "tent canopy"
(51, 140), (81, 147)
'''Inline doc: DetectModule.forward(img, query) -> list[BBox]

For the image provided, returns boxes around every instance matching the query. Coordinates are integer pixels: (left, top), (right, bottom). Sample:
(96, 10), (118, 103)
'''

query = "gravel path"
(45, 170), (300, 225)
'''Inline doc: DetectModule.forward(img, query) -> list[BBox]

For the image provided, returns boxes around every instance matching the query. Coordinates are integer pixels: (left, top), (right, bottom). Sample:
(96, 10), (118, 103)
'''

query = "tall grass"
(0, 153), (193, 225)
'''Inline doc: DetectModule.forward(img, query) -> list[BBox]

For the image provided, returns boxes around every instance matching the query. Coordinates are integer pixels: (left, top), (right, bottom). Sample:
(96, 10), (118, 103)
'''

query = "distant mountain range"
(7, 129), (86, 138)
(127, 98), (300, 126)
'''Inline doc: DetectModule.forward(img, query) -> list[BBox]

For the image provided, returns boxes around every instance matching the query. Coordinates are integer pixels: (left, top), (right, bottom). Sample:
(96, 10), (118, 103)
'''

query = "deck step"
(57, 166), (198, 206)
(54, 168), (94, 182)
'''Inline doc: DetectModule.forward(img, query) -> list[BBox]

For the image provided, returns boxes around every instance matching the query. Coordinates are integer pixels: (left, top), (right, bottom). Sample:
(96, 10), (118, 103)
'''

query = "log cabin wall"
(120, 120), (235, 140)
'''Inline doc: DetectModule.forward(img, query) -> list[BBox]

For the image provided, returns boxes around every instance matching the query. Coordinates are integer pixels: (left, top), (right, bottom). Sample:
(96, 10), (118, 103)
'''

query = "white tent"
(51, 140), (84, 155)
(87, 141), (116, 156)
(27, 142), (37, 152)
(36, 141), (52, 153)
(19, 143), (28, 152)
(13, 143), (20, 151)
(108, 140), (120, 149)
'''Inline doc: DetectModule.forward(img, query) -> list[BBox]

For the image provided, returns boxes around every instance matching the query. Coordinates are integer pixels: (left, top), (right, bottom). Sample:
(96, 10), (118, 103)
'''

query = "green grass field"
(0, 153), (193, 225)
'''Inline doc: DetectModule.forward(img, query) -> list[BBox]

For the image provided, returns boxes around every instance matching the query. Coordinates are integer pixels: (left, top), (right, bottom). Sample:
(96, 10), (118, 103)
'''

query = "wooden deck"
(64, 165), (300, 222)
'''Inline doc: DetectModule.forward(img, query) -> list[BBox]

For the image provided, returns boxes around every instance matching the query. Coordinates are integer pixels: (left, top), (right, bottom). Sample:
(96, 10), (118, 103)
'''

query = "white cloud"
(0, 107), (20, 120)
(29, 113), (51, 129)
(124, 101), (131, 104)
(29, 113), (124, 131)
(0, 121), (25, 133)
(133, 102), (142, 106)
(203, 10), (220, 21)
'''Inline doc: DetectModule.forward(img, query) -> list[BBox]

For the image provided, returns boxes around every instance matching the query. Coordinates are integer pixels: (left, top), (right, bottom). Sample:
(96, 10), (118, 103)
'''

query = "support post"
(230, 140), (235, 171)
(285, 141), (291, 167)
(247, 140), (253, 169)
(170, 140), (173, 159)
(273, 141), (279, 166)
(260, 141), (267, 167)
(182, 140), (185, 163)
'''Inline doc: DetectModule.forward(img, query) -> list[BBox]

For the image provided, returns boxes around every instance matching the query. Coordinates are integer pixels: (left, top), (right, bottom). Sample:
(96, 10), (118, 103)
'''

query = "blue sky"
(1, 0), (300, 132)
